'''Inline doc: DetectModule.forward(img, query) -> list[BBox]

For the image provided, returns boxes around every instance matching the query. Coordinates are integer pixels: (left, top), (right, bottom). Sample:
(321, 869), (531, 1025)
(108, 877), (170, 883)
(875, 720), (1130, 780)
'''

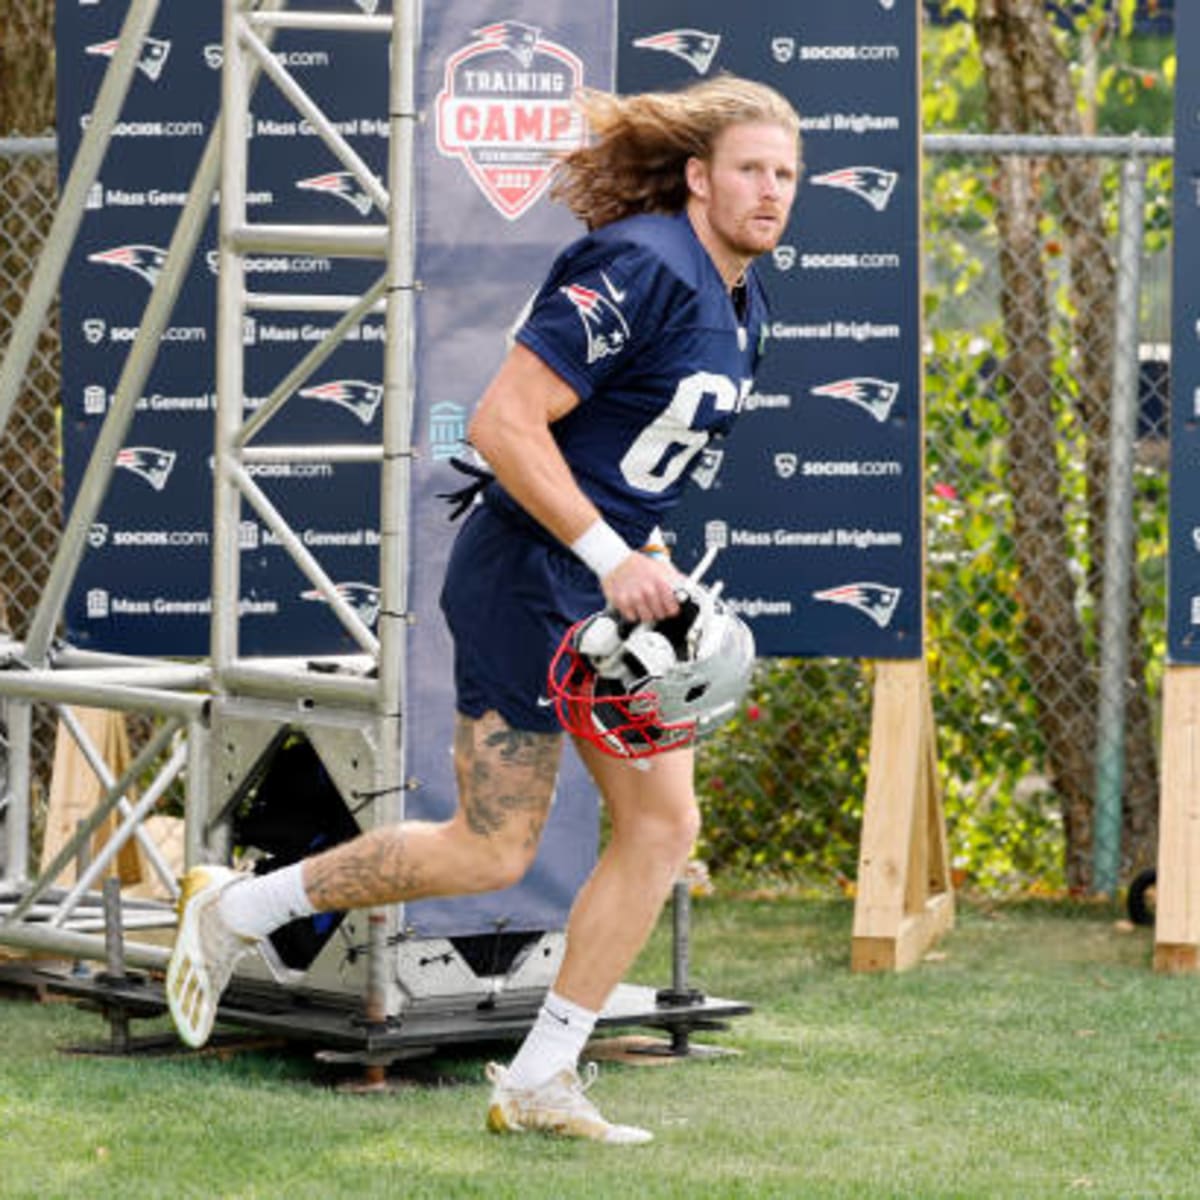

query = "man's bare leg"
(552, 742), (699, 1011)
(167, 711), (560, 1048)
(488, 742), (696, 1143)
(299, 710), (561, 909)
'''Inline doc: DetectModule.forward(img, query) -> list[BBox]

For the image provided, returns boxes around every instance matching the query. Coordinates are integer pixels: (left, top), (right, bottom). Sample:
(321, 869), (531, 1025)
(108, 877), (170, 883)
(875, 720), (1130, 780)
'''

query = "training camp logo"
(298, 380), (383, 425)
(810, 167), (898, 212)
(436, 21), (585, 221)
(115, 446), (177, 492)
(561, 274), (630, 364)
(810, 378), (899, 423)
(86, 36), (172, 82)
(302, 582), (381, 629)
(297, 171), (376, 216)
(632, 29), (720, 75)
(88, 244), (168, 287)
(813, 582), (901, 629)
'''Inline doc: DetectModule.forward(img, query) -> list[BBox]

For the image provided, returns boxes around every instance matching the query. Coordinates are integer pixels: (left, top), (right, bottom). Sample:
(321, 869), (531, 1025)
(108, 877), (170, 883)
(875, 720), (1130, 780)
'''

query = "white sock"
(504, 990), (598, 1090)
(217, 862), (316, 940)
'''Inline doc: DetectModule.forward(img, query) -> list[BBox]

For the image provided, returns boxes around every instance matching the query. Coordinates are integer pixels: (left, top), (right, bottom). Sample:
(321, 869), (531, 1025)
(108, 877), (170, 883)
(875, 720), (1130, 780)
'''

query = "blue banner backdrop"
(1169, 1), (1200, 662)
(617, 0), (923, 658)
(56, 1), (921, 935)
(56, 1), (613, 940)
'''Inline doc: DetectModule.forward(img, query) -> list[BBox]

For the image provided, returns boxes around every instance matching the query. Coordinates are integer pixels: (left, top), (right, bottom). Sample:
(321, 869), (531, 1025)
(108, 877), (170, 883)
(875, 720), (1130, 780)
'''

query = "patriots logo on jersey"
(632, 29), (720, 75)
(809, 167), (898, 213)
(810, 378), (899, 424)
(561, 282), (630, 364)
(115, 446), (176, 492)
(86, 36), (171, 82)
(301, 582), (381, 629)
(296, 171), (375, 216)
(473, 20), (541, 69)
(298, 380), (382, 426)
(88, 244), (168, 287)
(691, 447), (725, 491)
(813, 582), (901, 629)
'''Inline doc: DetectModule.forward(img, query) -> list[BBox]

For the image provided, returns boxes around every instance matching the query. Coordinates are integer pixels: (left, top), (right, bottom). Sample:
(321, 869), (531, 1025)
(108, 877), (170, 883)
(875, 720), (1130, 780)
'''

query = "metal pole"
(4, 703), (30, 883)
(212, 0), (253, 680)
(367, 0), (420, 1033)
(101, 877), (131, 1053)
(1093, 154), (1147, 896)
(0, 0), (161, 441)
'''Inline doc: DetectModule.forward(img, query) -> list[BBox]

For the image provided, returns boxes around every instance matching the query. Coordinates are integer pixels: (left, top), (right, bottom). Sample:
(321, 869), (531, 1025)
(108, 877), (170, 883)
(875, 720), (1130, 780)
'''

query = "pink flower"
(933, 482), (959, 501)
(746, 703), (762, 722)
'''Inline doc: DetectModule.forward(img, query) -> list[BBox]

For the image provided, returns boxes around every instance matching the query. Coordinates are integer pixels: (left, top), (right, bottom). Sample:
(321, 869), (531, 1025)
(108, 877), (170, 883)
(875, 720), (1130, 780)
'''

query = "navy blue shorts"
(440, 502), (604, 733)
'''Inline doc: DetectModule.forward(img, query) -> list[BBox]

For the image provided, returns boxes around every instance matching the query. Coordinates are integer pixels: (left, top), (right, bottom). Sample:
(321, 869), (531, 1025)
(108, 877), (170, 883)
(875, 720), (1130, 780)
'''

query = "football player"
(168, 73), (801, 1145)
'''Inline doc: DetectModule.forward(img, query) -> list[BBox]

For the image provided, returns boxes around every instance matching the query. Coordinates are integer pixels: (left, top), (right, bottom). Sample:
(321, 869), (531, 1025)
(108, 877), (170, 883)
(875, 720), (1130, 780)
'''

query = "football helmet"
(547, 579), (756, 759)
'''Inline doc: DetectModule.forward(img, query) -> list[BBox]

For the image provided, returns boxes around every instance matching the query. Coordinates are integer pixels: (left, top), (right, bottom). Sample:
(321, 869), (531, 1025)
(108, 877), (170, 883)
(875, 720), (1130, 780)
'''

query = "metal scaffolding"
(0, 0), (742, 1061)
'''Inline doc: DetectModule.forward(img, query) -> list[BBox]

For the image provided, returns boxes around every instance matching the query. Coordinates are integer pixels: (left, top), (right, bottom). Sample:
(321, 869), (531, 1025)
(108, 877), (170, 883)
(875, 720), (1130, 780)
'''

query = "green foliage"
(921, 7), (1174, 137)
(695, 659), (873, 888)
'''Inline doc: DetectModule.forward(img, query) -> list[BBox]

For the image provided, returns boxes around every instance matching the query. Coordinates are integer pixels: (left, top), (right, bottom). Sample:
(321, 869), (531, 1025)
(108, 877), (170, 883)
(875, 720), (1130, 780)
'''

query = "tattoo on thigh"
(483, 726), (553, 767)
(459, 715), (559, 842)
(463, 787), (557, 840)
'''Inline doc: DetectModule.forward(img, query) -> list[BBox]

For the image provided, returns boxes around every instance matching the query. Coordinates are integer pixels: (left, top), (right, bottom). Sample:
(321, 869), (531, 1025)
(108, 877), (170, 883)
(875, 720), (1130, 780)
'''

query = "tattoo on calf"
(305, 826), (423, 910)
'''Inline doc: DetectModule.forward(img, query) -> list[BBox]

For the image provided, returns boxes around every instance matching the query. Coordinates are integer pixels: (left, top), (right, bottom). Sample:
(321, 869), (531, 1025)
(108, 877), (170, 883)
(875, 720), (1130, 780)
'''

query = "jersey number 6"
(619, 371), (751, 493)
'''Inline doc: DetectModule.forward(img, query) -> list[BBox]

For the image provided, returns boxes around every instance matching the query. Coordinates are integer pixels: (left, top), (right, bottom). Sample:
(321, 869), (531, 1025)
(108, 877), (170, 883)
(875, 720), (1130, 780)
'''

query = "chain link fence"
(0, 133), (1175, 896)
(0, 136), (61, 813)
(696, 138), (1172, 897)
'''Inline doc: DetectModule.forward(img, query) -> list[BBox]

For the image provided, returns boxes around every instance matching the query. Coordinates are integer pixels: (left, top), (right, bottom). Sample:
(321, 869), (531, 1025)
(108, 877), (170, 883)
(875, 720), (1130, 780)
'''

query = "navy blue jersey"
(490, 209), (769, 548)
(444, 210), (771, 732)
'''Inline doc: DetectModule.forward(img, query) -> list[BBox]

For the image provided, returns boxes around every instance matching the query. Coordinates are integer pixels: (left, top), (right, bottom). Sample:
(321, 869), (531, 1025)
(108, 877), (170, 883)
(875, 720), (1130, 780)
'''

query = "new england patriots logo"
(561, 281), (630, 364)
(813, 582), (901, 629)
(810, 167), (898, 213)
(297, 171), (375, 216)
(632, 29), (720, 75)
(473, 20), (541, 69)
(115, 446), (177, 492)
(810, 378), (899, 424)
(298, 380), (382, 426)
(86, 36), (172, 82)
(88, 244), (168, 287)
(302, 582), (380, 629)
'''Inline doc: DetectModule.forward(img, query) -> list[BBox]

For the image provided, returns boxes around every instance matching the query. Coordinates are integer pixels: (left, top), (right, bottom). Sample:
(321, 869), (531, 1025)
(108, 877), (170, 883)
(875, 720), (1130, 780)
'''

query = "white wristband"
(571, 519), (634, 580)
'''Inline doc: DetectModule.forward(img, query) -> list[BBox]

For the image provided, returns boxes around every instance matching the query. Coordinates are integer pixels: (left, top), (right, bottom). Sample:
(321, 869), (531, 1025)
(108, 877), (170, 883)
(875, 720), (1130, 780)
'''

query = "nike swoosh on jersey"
(600, 271), (626, 303)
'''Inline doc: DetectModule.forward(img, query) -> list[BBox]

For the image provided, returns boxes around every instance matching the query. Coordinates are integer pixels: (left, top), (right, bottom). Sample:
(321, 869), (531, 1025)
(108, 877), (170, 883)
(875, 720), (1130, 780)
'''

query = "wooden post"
(1154, 666), (1200, 973)
(851, 659), (954, 972)
(41, 706), (142, 886)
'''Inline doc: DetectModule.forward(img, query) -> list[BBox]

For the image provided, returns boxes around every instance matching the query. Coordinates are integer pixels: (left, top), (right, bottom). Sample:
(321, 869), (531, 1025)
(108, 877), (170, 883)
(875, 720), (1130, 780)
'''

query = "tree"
(0, 0), (55, 134)
(928, 0), (1167, 888)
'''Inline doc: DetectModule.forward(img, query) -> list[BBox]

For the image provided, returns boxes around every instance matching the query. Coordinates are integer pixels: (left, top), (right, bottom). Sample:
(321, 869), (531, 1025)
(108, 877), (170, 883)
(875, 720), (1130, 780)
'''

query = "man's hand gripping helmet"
(547, 575), (756, 760)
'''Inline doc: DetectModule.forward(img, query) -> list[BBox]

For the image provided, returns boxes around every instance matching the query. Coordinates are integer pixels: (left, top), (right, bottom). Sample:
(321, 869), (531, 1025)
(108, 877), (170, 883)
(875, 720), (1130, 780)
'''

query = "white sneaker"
(485, 1061), (653, 1145)
(166, 865), (258, 1049)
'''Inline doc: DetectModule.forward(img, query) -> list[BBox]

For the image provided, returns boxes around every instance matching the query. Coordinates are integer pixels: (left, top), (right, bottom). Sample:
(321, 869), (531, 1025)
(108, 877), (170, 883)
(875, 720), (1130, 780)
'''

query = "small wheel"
(1127, 868), (1157, 927)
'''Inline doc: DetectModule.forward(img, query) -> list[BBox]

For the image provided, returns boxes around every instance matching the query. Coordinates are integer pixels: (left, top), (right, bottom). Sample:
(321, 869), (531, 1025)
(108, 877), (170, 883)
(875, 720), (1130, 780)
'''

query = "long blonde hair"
(552, 74), (802, 230)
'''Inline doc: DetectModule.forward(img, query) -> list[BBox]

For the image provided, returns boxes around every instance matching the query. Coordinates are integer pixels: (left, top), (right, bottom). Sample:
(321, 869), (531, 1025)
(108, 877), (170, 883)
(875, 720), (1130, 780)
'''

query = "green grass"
(2, 897), (1199, 1199)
